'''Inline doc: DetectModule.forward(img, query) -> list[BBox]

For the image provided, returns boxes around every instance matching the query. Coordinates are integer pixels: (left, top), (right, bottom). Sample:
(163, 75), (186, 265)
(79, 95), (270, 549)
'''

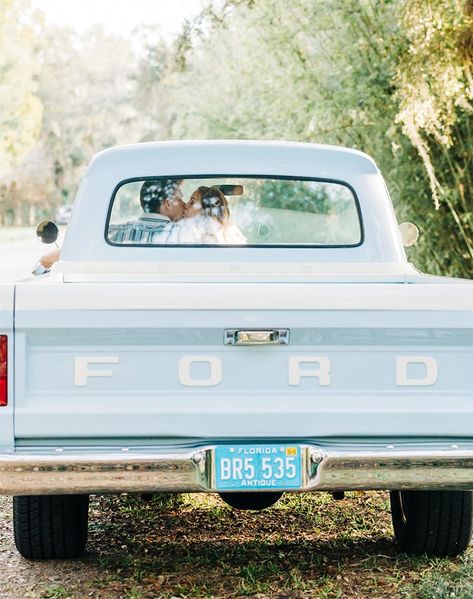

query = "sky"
(31, 0), (204, 38)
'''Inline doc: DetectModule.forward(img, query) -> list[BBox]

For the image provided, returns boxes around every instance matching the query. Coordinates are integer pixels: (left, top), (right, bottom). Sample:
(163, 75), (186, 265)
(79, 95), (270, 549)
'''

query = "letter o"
(178, 356), (222, 387)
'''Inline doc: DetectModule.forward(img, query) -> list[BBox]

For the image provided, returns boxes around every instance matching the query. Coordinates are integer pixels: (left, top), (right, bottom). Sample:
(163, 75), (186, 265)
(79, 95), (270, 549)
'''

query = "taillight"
(0, 336), (7, 407)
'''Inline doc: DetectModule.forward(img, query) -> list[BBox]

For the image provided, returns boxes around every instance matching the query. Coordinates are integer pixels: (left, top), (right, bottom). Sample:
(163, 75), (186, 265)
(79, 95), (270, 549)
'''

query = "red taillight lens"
(0, 336), (7, 407)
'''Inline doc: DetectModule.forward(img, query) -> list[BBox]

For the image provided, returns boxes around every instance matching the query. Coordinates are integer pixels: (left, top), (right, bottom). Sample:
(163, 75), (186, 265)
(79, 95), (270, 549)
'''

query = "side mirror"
(399, 222), (419, 247)
(36, 220), (59, 244)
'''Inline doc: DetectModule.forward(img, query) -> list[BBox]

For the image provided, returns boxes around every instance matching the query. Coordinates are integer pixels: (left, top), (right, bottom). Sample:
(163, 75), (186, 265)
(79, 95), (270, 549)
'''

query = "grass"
(79, 491), (473, 598)
(40, 586), (74, 599)
(411, 555), (473, 599)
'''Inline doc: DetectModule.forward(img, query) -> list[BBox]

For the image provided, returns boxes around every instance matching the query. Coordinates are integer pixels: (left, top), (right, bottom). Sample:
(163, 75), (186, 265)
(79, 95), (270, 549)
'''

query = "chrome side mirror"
(399, 222), (419, 247)
(36, 221), (59, 244)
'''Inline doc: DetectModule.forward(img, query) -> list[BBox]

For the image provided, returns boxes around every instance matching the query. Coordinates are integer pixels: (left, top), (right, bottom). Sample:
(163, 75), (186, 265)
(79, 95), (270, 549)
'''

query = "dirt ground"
(1, 492), (471, 599)
(0, 496), (108, 599)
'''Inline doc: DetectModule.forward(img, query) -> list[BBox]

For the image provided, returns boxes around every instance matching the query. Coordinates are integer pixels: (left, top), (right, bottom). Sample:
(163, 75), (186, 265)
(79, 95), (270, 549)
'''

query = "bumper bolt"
(311, 451), (323, 464)
(192, 451), (205, 465)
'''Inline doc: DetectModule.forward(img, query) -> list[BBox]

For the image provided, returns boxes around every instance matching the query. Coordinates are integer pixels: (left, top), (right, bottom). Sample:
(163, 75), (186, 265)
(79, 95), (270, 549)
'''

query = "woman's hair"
(195, 186), (230, 226)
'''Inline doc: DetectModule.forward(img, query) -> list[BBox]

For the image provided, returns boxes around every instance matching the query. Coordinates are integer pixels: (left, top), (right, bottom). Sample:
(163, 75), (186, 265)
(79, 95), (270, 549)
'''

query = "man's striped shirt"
(108, 213), (174, 244)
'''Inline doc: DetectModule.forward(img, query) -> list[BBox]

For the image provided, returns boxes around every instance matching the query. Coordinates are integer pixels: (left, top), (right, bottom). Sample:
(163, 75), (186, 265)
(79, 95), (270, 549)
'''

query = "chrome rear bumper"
(2, 443), (473, 495)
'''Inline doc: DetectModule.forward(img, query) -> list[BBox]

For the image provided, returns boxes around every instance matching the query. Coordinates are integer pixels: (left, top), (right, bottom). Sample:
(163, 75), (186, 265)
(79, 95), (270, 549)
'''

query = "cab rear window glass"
(107, 177), (362, 247)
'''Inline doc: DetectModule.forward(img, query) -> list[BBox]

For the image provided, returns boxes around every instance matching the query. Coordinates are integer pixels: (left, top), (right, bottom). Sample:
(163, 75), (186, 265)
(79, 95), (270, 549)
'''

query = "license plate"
(214, 444), (303, 491)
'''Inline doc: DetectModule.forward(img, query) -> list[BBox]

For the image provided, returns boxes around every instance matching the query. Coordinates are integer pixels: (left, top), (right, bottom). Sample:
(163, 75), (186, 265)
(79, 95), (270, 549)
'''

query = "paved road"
(0, 236), (45, 283)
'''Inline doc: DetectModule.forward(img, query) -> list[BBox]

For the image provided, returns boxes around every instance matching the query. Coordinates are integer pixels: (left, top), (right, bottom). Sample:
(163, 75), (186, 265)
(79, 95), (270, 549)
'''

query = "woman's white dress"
(166, 215), (246, 244)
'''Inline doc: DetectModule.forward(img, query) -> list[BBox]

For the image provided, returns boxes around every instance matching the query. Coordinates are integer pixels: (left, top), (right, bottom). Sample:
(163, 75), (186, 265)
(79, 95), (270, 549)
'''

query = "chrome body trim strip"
(2, 444), (473, 495)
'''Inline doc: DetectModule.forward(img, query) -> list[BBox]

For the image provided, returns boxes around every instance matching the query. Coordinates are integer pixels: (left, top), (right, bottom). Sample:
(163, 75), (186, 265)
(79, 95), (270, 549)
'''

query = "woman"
(172, 186), (246, 244)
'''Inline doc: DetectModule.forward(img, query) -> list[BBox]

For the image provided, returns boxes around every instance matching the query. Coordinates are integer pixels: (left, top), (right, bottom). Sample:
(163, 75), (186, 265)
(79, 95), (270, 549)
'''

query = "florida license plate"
(214, 444), (303, 491)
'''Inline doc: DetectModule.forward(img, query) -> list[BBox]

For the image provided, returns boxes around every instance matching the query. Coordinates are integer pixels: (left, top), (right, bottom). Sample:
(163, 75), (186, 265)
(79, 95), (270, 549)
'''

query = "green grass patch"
(408, 555), (473, 599)
(84, 492), (473, 598)
(40, 586), (74, 599)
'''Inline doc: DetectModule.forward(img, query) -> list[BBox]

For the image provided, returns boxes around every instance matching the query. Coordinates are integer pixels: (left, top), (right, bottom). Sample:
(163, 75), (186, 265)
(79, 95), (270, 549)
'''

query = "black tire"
(13, 495), (89, 559)
(390, 490), (473, 557)
(219, 491), (283, 510)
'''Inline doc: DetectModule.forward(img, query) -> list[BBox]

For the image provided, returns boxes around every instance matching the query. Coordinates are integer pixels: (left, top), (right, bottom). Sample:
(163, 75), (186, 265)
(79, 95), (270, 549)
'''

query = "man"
(108, 178), (185, 244)
(36, 178), (185, 273)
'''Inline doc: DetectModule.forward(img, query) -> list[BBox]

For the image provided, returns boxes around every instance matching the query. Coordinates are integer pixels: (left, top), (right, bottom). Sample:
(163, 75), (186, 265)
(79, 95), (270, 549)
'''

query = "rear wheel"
(13, 494), (89, 559)
(390, 490), (473, 557)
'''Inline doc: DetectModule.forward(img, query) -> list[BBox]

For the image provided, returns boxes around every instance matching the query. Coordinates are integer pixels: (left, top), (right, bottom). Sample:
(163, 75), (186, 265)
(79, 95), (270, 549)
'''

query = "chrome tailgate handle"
(224, 329), (289, 345)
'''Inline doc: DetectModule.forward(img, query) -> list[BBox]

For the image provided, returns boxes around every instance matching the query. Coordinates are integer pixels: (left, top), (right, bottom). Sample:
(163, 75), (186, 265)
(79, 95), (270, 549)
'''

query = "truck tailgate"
(13, 281), (473, 440)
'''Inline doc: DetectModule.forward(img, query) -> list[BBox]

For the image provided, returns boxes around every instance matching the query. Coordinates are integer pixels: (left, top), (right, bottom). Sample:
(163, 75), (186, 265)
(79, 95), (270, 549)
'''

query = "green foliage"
(37, 25), (147, 201)
(394, 0), (473, 276)
(410, 554), (473, 599)
(131, 27), (175, 141)
(0, 14), (153, 225)
(162, 0), (473, 277)
(2, 0), (473, 277)
(254, 180), (344, 215)
(0, 0), (42, 177)
(40, 586), (73, 599)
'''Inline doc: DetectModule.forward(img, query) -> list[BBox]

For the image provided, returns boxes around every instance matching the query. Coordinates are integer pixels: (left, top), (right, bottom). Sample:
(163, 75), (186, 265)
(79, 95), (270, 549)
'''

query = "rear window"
(107, 177), (362, 247)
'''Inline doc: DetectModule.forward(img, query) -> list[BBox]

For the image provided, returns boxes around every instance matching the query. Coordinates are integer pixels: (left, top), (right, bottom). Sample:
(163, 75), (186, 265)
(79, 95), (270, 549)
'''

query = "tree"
(156, 0), (473, 277)
(394, 0), (473, 276)
(131, 26), (176, 140)
(1, 23), (155, 224)
(37, 25), (147, 206)
(0, 0), (42, 178)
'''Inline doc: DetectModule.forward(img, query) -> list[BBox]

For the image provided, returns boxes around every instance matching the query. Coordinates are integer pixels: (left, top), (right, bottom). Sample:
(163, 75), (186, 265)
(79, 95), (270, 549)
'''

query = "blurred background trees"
(0, 0), (472, 276)
(0, 0), (42, 223)
(0, 0), (42, 177)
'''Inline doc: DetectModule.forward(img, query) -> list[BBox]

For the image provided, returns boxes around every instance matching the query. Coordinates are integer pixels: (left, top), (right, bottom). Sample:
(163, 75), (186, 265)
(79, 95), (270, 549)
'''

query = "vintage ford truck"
(1, 140), (473, 560)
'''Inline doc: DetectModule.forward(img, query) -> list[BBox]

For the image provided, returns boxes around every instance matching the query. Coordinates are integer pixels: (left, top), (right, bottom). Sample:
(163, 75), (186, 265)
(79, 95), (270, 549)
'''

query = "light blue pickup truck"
(1, 140), (473, 560)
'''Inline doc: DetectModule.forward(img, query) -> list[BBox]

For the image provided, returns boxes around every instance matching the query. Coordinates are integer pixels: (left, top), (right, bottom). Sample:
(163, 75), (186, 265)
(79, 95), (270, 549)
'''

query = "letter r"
(288, 356), (331, 386)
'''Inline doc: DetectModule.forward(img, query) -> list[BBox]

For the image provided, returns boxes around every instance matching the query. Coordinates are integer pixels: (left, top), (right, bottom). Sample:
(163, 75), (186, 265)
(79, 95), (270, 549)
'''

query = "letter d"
(396, 356), (438, 386)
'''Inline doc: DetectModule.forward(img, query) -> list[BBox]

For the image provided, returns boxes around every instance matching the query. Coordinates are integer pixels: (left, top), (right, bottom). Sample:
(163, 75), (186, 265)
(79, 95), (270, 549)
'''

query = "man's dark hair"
(140, 178), (181, 213)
